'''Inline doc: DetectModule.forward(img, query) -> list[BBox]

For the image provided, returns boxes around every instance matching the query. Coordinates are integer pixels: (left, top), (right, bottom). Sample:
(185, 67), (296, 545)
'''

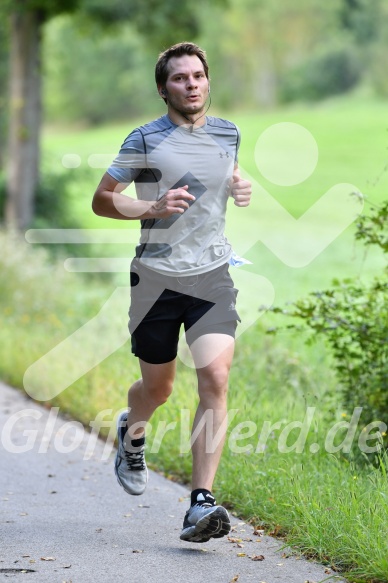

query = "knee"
(198, 365), (230, 402)
(144, 380), (173, 407)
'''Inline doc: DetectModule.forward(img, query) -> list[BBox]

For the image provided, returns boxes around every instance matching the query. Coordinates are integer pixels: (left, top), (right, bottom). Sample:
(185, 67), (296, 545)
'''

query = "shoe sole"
(180, 507), (231, 543)
(114, 412), (148, 496)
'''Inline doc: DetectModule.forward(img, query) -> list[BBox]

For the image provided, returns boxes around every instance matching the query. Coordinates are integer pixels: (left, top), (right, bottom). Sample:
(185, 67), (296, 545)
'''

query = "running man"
(92, 42), (252, 543)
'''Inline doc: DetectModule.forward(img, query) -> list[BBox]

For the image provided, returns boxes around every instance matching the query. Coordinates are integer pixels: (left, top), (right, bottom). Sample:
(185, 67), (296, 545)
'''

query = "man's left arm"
(231, 165), (252, 207)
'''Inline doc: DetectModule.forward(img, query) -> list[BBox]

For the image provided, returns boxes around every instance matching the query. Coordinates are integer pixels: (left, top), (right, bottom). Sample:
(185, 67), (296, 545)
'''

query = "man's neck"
(167, 107), (206, 129)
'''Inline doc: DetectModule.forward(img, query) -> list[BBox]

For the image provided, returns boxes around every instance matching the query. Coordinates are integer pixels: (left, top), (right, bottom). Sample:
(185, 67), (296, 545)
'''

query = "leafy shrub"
(0, 162), (96, 258)
(44, 16), (158, 125)
(0, 161), (81, 229)
(281, 41), (362, 102)
(269, 200), (388, 460)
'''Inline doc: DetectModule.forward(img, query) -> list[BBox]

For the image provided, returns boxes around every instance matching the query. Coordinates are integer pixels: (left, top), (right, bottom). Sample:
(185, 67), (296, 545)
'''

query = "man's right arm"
(92, 173), (196, 221)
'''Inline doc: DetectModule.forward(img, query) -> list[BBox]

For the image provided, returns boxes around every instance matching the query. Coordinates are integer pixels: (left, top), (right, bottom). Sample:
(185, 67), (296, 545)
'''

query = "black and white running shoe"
(180, 503), (231, 543)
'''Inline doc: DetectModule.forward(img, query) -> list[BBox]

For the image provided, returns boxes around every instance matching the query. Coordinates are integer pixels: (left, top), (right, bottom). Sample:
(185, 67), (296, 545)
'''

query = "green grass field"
(2, 93), (388, 582)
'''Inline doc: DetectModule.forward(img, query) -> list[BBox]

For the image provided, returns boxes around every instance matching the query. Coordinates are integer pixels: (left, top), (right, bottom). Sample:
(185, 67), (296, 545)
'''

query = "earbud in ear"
(161, 89), (167, 96)
(208, 85), (211, 94)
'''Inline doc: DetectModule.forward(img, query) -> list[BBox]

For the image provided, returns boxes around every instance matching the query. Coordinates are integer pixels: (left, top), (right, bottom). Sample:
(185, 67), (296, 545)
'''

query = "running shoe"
(114, 411), (148, 496)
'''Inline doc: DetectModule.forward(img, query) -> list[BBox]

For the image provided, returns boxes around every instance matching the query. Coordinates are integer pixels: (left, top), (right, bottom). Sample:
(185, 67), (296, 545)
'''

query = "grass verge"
(1, 229), (388, 583)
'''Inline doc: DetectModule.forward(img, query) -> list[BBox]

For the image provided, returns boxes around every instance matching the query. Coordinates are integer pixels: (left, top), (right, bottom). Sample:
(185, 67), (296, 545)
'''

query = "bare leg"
(189, 334), (235, 491)
(126, 358), (176, 438)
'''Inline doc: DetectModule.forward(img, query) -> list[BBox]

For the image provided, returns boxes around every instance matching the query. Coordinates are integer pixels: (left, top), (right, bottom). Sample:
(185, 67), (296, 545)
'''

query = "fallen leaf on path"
(253, 529), (264, 536)
(41, 557), (56, 561)
(62, 565), (71, 569)
(229, 576), (239, 582)
(251, 555), (265, 561)
(237, 553), (246, 557)
(132, 550), (144, 553)
(227, 537), (242, 544)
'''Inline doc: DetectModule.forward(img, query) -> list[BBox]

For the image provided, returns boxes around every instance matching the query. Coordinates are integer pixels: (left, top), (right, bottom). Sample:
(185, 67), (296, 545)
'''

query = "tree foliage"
(8, 0), (388, 130)
(2, 0), (219, 229)
(44, 16), (156, 124)
(339, 0), (381, 44)
(280, 39), (362, 102)
(0, 13), (9, 168)
(78, 0), (207, 47)
(3, 0), (81, 22)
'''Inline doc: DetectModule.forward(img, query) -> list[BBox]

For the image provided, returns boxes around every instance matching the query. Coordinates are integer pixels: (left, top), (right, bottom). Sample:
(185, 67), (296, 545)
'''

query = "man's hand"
(231, 168), (252, 207)
(151, 185), (196, 218)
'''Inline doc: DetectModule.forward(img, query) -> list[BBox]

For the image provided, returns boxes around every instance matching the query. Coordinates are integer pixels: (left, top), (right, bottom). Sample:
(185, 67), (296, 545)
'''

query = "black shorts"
(128, 260), (240, 364)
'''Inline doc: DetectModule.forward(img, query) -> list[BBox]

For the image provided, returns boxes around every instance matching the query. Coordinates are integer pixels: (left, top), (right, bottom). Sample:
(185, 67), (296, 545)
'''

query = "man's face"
(163, 54), (209, 116)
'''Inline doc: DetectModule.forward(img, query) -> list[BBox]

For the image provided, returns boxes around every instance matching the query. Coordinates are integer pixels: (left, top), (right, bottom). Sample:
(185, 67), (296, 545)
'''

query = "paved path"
(0, 382), (345, 583)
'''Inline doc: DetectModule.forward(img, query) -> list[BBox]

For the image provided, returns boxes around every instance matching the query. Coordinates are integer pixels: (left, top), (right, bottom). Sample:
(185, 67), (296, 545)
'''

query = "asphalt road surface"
(0, 382), (346, 583)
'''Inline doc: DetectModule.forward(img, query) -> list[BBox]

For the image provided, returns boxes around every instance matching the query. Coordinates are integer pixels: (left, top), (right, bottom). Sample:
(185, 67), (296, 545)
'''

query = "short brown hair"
(155, 42), (209, 88)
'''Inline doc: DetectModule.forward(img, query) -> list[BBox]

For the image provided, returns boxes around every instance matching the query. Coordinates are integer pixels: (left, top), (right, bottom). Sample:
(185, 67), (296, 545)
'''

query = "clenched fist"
(230, 168), (252, 207)
(151, 185), (196, 218)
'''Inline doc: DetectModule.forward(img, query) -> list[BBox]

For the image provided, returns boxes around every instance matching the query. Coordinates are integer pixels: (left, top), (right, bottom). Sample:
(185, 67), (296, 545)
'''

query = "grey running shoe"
(180, 503), (231, 543)
(114, 411), (148, 496)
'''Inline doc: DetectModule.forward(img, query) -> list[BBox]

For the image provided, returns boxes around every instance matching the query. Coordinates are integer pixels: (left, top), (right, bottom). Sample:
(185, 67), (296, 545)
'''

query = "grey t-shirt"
(107, 114), (240, 276)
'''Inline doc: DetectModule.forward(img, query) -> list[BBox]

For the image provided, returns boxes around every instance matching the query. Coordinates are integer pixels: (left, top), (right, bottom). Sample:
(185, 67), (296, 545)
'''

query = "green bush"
(281, 41), (362, 102)
(270, 199), (388, 460)
(0, 162), (81, 230)
(0, 162), (97, 258)
(44, 15), (158, 125)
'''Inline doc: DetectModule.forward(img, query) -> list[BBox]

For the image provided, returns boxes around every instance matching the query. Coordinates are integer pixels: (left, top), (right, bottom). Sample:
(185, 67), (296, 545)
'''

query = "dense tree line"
(1, 0), (215, 229)
(0, 0), (387, 229)
(43, 0), (388, 124)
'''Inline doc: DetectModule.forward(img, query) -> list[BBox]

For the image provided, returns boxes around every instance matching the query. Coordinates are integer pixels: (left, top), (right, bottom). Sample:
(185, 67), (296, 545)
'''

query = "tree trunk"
(254, 46), (277, 108)
(6, 7), (42, 230)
